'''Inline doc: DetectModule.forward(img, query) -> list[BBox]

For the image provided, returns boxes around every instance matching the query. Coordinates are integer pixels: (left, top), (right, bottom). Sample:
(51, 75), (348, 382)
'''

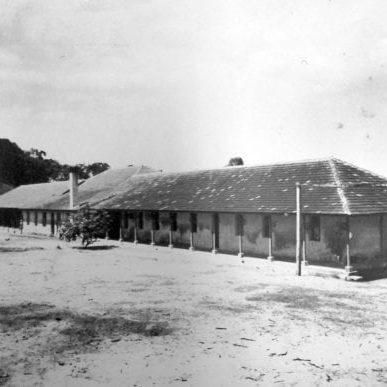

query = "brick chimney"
(69, 167), (78, 209)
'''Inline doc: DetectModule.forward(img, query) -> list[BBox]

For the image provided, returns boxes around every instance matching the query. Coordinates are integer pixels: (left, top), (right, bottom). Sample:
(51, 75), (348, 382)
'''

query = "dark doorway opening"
(50, 212), (55, 235)
(108, 211), (121, 240)
(212, 213), (219, 250)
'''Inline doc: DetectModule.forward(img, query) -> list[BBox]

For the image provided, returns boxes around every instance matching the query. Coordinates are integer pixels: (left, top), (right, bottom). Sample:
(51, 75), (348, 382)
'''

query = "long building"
(1, 158), (387, 278)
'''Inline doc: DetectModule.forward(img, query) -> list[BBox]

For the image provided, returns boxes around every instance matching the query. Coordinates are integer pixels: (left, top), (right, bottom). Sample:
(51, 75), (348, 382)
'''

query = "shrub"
(59, 209), (111, 248)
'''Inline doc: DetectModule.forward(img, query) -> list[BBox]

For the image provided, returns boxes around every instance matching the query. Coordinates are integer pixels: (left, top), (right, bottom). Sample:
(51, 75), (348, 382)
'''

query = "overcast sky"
(1, 0), (387, 175)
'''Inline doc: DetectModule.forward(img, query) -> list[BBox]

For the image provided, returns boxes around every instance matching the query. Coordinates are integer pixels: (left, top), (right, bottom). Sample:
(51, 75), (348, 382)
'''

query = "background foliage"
(0, 139), (110, 187)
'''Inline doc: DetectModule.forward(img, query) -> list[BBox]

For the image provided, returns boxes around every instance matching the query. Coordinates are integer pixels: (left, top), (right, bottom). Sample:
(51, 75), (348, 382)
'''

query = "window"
(124, 212), (129, 229)
(152, 212), (160, 230)
(34, 211), (38, 226)
(235, 214), (244, 236)
(310, 215), (321, 241)
(190, 213), (197, 233)
(26, 211), (30, 225)
(137, 212), (144, 229)
(263, 215), (271, 238)
(56, 212), (61, 224)
(42, 212), (47, 226)
(170, 212), (177, 231)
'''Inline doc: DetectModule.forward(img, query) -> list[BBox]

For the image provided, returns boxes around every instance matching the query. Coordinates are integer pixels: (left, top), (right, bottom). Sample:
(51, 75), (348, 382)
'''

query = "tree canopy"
(0, 139), (110, 187)
(226, 157), (244, 166)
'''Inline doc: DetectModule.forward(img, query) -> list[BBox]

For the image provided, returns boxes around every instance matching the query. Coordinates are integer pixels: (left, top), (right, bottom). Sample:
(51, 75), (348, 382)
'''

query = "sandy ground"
(1, 231), (387, 386)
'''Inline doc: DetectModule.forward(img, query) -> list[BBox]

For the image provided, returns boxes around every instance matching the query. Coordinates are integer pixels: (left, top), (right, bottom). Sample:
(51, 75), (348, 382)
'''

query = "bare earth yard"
(1, 231), (387, 386)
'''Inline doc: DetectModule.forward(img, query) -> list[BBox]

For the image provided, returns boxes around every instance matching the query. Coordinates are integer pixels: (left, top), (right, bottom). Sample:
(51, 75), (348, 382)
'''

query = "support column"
(211, 213), (218, 254)
(267, 216), (274, 261)
(345, 216), (353, 275)
(50, 212), (55, 237)
(238, 234), (244, 258)
(150, 229), (155, 246)
(168, 229), (173, 248)
(212, 232), (218, 254)
(133, 225), (138, 244)
(296, 182), (302, 276)
(105, 230), (109, 240)
(302, 214), (308, 265)
(189, 232), (194, 251)
(119, 212), (123, 242)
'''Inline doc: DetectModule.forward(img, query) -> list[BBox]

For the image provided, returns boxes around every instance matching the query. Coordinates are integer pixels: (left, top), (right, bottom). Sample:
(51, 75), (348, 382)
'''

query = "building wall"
(272, 214), (296, 259)
(121, 211), (193, 248)
(14, 208), (387, 272)
(173, 212), (191, 247)
(194, 212), (213, 251)
(136, 212), (152, 244)
(305, 215), (347, 265)
(121, 213), (135, 241)
(259, 214), (350, 265)
(118, 211), (356, 266)
(154, 212), (171, 246)
(242, 213), (269, 257)
(350, 215), (382, 263)
(218, 213), (238, 253)
(20, 210), (70, 236)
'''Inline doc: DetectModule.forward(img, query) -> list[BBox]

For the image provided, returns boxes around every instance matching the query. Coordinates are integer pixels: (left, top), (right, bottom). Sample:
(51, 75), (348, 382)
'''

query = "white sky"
(1, 0), (387, 175)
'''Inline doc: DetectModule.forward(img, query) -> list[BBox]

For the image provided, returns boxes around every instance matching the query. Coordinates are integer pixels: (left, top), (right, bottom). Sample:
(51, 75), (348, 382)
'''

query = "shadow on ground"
(0, 247), (44, 253)
(0, 302), (173, 385)
(245, 285), (376, 328)
(71, 245), (119, 251)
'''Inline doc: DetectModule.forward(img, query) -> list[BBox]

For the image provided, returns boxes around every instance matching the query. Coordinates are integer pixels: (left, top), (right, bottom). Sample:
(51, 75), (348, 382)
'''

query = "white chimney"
(69, 168), (78, 209)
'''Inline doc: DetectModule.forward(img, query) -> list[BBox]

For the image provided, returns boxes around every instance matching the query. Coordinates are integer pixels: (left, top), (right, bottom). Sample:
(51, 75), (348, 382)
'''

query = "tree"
(0, 138), (111, 185)
(26, 148), (47, 159)
(59, 209), (112, 248)
(55, 163), (111, 181)
(85, 162), (110, 177)
(227, 157), (244, 166)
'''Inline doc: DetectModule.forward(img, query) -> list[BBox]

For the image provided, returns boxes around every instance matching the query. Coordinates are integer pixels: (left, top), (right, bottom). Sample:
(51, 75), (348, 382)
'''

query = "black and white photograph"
(1, 0), (387, 385)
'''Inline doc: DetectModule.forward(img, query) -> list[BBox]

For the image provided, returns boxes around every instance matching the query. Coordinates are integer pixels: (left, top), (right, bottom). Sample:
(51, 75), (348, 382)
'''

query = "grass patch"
(200, 299), (257, 314)
(246, 288), (321, 309)
(0, 302), (172, 351)
(0, 303), (173, 385)
(0, 246), (44, 253)
(234, 284), (267, 293)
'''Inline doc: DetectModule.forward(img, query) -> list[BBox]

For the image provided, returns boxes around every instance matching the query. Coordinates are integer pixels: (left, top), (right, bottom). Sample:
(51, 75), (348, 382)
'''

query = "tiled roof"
(0, 165), (158, 210)
(0, 181), (69, 209)
(332, 159), (387, 214)
(92, 158), (387, 215)
(1, 159), (387, 215)
(43, 165), (159, 210)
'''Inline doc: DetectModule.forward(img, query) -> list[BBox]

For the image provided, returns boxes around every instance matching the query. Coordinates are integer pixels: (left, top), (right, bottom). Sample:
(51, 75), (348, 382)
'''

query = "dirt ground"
(1, 231), (387, 386)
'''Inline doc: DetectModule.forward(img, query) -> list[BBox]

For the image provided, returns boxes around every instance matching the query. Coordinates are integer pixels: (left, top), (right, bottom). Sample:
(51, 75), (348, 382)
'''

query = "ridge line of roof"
(331, 158), (387, 181)
(153, 157), (337, 177)
(329, 159), (350, 215)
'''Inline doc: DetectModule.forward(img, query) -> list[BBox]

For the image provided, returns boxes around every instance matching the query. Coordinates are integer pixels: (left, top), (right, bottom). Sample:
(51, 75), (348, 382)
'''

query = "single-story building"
(1, 158), (387, 278)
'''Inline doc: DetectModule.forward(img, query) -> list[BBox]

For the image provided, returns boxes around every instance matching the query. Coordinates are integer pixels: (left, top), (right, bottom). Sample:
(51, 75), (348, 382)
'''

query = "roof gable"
(0, 181), (69, 209)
